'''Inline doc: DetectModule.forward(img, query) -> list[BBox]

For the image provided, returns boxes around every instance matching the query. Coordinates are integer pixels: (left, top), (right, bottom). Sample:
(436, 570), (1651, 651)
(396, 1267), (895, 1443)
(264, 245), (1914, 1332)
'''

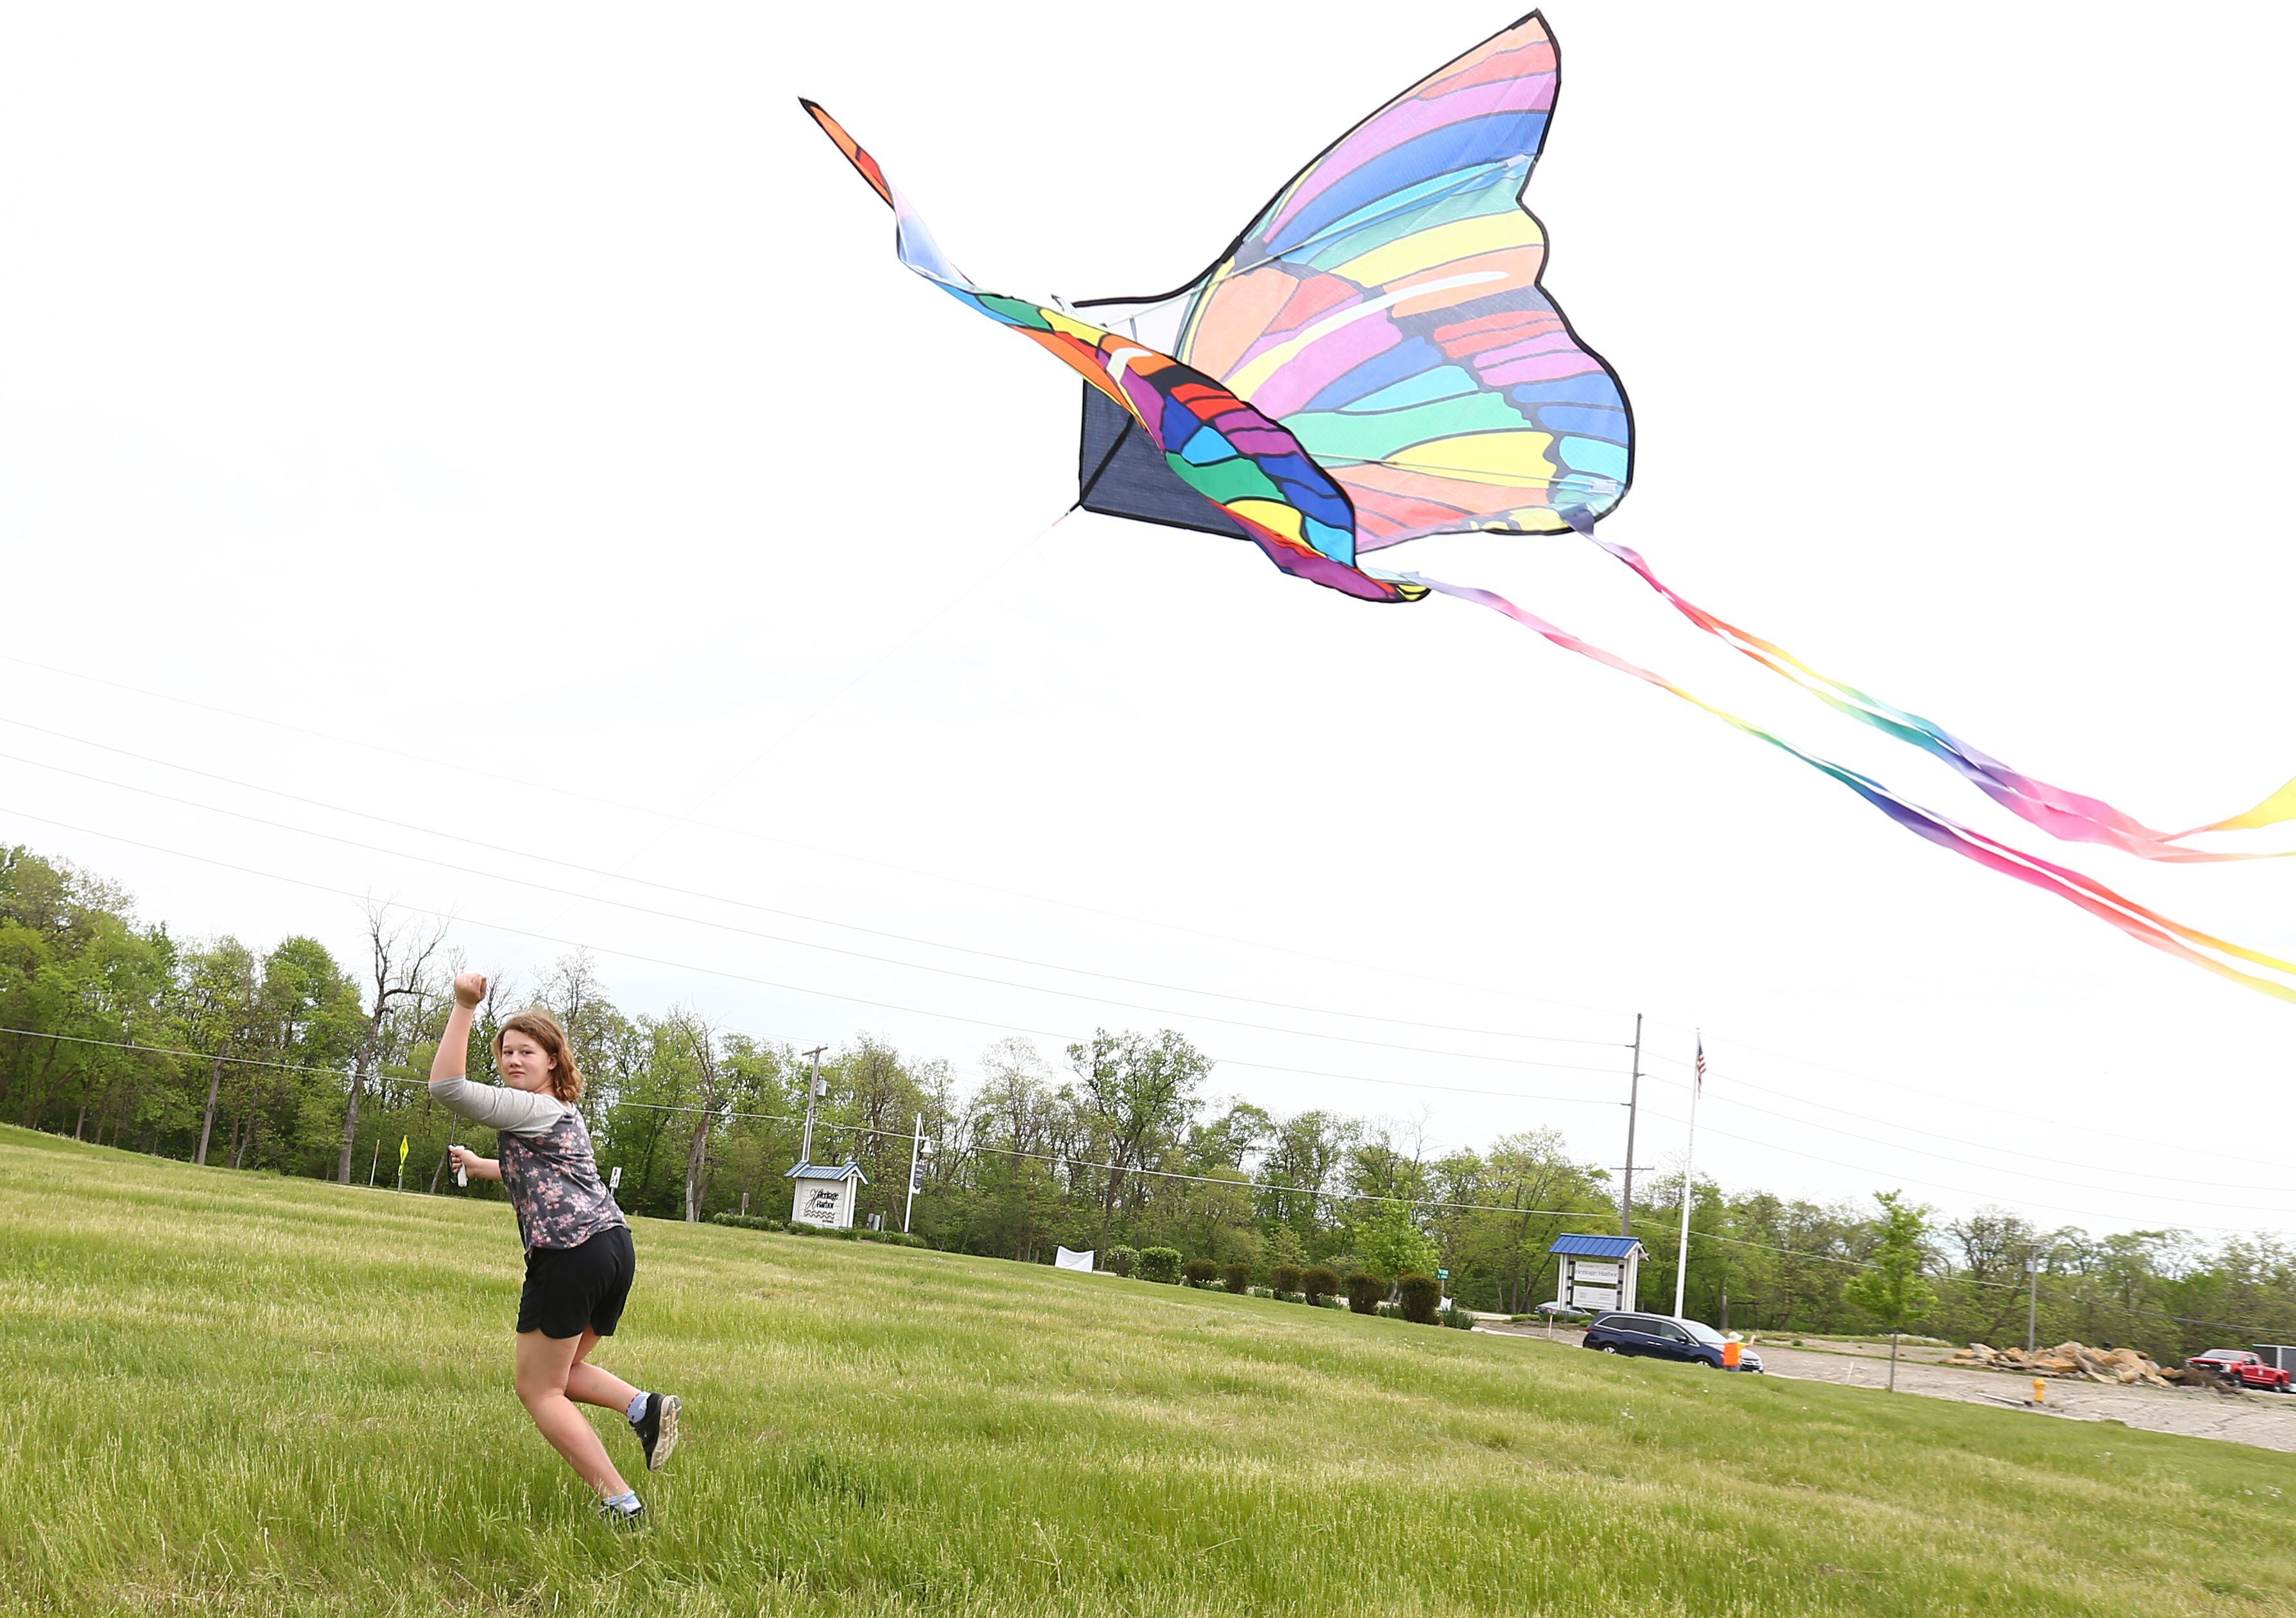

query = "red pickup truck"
(2187, 1350), (2294, 1391)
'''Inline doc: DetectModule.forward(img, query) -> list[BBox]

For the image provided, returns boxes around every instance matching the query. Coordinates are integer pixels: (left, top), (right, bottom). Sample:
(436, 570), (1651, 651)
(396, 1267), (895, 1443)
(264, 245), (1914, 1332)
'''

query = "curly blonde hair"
(494, 1008), (583, 1103)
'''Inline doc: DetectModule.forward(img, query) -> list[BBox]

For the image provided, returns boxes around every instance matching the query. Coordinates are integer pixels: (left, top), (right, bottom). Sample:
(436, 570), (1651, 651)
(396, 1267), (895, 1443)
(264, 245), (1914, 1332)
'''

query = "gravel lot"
(1480, 1325), (2296, 1453)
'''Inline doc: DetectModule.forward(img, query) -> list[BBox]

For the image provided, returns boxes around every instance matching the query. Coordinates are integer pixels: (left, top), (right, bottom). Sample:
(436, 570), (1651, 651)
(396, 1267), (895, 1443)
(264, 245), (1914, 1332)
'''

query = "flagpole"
(1671, 1034), (1702, 1318)
(903, 1112), (922, 1234)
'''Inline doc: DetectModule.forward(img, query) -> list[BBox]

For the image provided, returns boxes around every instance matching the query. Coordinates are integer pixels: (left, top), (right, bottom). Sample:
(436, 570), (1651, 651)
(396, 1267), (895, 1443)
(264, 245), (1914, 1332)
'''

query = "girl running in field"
(430, 971), (680, 1525)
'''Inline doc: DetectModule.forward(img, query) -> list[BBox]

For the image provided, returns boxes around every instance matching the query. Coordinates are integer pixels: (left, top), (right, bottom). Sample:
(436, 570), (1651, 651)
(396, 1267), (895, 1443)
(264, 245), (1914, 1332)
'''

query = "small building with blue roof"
(1549, 1233), (1647, 1314)
(787, 1160), (868, 1229)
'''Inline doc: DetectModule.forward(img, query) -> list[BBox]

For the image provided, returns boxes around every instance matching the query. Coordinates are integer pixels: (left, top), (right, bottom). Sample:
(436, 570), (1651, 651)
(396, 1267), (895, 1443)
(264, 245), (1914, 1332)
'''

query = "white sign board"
(1562, 1250), (1638, 1314)
(1054, 1246), (1096, 1272)
(790, 1173), (858, 1230)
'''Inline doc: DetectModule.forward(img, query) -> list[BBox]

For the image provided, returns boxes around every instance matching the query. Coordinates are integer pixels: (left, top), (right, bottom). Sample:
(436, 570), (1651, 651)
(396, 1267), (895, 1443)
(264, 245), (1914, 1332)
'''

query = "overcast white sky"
(3, 2), (2290, 1241)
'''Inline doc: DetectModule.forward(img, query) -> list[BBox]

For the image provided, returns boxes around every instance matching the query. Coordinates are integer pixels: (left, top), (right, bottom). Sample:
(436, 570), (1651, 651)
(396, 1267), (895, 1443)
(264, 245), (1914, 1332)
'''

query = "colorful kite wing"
(802, 100), (1419, 604)
(1083, 12), (1630, 552)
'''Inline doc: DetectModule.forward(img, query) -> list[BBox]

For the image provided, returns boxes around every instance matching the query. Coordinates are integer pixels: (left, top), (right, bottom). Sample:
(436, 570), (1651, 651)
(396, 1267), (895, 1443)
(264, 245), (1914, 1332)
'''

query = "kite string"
(1390, 566), (2296, 1006)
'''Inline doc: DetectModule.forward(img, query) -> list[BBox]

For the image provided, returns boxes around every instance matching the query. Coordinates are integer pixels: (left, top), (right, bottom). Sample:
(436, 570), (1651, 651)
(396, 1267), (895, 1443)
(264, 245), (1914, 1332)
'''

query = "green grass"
(3, 1125), (2293, 1617)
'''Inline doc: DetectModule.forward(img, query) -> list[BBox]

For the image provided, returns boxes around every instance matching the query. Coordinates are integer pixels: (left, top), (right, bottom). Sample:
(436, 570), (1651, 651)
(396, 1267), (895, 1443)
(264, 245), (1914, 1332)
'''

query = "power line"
(1634, 1105), (2279, 1235)
(10, 801), (2289, 1236)
(1645, 1042), (2296, 1173)
(610, 1095), (1608, 1218)
(1633, 1065), (2295, 1197)
(0, 649), (1642, 1024)
(0, 757), (1630, 1074)
(0, 814), (1631, 1112)
(23, 675), (2285, 1202)
(533, 503), (1078, 933)
(23, 728), (2283, 1205)
(17, 734), (2277, 1212)
(0, 1020), (1609, 1216)
(40, 696), (2269, 1205)
(0, 720), (1624, 1052)
(15, 646), (2290, 1188)
(0, 1025), (376, 1080)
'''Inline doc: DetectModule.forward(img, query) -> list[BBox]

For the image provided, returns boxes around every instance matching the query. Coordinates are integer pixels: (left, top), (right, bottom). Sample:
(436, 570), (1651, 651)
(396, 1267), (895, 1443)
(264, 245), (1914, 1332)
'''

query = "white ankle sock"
(626, 1391), (650, 1425)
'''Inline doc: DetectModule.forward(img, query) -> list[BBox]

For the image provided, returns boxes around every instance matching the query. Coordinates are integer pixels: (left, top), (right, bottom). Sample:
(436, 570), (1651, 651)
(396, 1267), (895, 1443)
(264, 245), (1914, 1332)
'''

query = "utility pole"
(2025, 1252), (2041, 1352)
(903, 1111), (923, 1234)
(799, 1045), (828, 1164)
(1619, 1013), (1643, 1238)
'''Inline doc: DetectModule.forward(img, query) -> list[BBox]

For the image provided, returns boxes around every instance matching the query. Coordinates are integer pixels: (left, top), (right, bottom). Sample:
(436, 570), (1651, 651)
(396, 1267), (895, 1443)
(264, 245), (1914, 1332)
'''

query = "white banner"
(1573, 1261), (1621, 1286)
(1054, 1246), (1096, 1272)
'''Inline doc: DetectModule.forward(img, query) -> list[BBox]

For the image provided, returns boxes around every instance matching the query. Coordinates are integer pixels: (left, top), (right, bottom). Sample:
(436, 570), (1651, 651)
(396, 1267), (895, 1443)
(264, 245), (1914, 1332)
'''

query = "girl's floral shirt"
(428, 1074), (627, 1252)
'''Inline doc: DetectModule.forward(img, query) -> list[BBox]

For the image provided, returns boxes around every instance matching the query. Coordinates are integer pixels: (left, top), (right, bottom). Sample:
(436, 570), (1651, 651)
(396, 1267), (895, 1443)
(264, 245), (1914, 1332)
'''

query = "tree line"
(4, 841), (2290, 1363)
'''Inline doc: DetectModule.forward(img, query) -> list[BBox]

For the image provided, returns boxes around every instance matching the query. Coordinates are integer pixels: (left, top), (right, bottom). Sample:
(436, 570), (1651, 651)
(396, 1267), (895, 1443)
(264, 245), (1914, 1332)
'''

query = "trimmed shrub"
(1440, 1305), (1475, 1330)
(1183, 1258), (1218, 1288)
(1105, 1246), (1139, 1278)
(709, 1212), (785, 1232)
(736, 1219), (929, 1246)
(1302, 1266), (1340, 1306)
(1270, 1264), (1304, 1298)
(1137, 1246), (1184, 1284)
(1344, 1271), (1385, 1315)
(1222, 1262), (1250, 1295)
(1397, 1272), (1441, 1325)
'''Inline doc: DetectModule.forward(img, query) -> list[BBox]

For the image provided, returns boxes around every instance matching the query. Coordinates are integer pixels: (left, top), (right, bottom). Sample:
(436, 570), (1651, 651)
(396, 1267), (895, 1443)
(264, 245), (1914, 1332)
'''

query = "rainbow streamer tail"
(1394, 566), (2296, 1006)
(1553, 512), (2296, 864)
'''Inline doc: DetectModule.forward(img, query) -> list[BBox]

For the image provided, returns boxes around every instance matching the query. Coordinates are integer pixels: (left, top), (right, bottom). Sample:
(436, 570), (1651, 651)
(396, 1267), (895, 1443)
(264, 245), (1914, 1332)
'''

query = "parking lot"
(1478, 1323), (2296, 1453)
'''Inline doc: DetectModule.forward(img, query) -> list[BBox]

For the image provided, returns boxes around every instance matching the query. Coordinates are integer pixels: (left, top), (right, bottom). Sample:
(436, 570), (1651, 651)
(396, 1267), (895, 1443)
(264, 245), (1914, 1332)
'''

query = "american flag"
(1695, 1035), (1705, 1096)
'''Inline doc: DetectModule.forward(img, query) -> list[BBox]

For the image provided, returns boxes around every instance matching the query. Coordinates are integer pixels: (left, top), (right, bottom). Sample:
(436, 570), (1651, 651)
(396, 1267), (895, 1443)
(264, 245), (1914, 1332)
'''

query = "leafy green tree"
(172, 938), (264, 1167)
(1066, 1029), (1209, 1250)
(1355, 1201), (1438, 1290)
(1845, 1191), (1938, 1390)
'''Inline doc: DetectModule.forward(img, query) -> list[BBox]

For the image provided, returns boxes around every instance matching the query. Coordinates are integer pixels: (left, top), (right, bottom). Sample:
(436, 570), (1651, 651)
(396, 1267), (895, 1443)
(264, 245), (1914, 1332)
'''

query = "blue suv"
(1582, 1311), (1763, 1372)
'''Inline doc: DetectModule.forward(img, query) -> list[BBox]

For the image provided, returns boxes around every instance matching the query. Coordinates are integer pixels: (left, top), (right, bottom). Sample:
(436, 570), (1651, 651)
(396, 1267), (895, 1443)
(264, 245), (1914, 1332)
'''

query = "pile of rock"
(1951, 1341), (2173, 1387)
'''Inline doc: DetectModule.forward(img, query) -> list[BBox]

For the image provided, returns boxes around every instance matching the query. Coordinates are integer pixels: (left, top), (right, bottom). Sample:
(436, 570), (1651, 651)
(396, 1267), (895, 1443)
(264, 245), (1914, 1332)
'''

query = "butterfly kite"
(804, 11), (2296, 1002)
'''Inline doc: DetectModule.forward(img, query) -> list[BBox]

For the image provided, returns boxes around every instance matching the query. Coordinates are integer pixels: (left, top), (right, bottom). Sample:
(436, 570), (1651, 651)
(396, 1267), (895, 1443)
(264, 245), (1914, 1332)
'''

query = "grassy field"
(4, 1125), (2293, 1617)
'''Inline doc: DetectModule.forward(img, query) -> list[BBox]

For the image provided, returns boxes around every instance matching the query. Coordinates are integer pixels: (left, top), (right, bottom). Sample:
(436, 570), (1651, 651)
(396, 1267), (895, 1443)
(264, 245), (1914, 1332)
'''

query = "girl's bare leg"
(514, 1329), (631, 1497)
(565, 1328), (641, 1413)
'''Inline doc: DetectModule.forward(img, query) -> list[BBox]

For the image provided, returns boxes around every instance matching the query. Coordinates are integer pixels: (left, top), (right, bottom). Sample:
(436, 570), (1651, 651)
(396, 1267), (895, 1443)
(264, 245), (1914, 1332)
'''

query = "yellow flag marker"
(398, 1137), (410, 1167)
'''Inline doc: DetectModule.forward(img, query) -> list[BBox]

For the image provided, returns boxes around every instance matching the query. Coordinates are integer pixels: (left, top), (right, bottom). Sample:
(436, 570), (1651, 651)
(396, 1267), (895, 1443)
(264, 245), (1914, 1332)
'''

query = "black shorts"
(517, 1225), (635, 1339)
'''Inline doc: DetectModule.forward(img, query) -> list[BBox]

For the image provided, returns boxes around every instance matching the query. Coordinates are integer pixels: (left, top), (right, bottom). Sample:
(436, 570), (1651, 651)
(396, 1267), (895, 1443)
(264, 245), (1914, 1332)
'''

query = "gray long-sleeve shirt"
(429, 1075), (626, 1252)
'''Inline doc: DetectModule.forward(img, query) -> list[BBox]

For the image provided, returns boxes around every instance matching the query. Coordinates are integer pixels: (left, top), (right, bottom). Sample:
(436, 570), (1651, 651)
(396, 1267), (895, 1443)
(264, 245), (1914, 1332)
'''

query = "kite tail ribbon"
(1394, 568), (2296, 1006)
(1557, 515), (2296, 863)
